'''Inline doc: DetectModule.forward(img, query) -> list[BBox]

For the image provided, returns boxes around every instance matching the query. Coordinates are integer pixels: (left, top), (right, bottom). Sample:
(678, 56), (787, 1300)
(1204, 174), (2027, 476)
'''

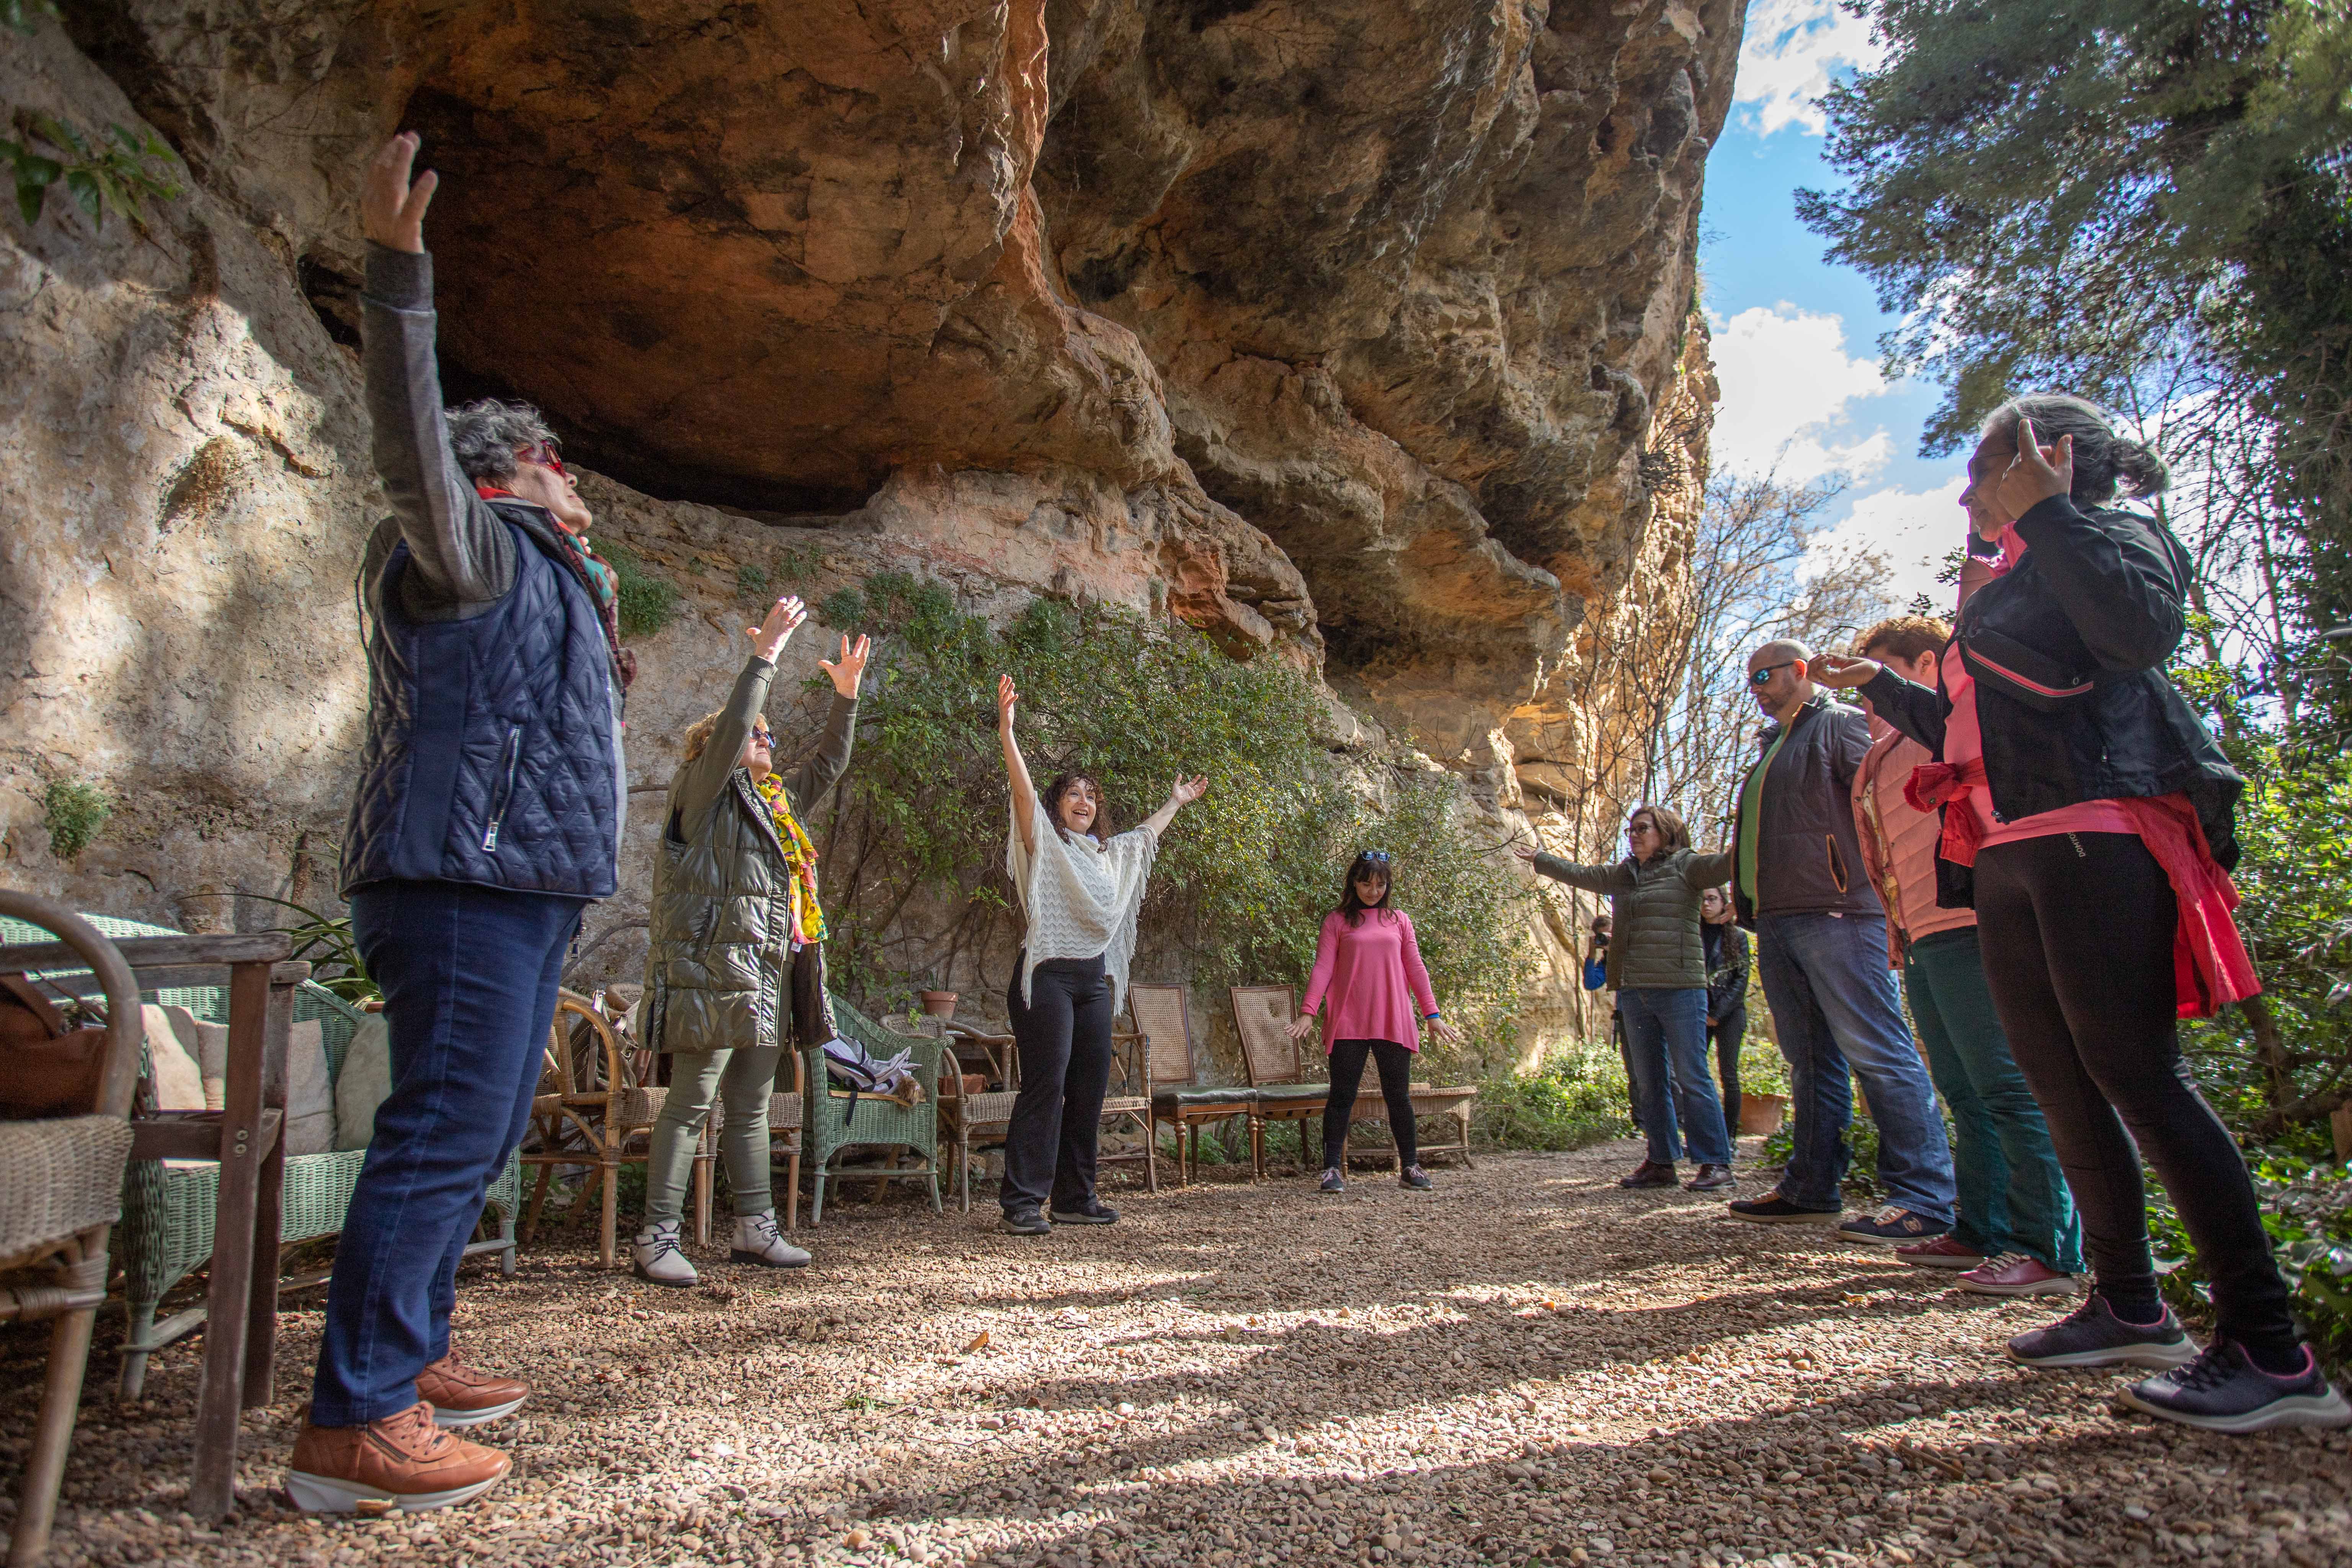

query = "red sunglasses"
(517, 441), (569, 479)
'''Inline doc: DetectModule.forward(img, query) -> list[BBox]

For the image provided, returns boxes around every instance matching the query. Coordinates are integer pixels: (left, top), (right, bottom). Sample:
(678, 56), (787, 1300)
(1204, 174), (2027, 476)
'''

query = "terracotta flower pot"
(1738, 1091), (1787, 1138)
(918, 990), (959, 1018)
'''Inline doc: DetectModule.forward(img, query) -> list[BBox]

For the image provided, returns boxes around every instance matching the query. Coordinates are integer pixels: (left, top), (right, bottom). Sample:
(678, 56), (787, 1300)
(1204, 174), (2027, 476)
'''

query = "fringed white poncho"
(1007, 795), (1158, 1010)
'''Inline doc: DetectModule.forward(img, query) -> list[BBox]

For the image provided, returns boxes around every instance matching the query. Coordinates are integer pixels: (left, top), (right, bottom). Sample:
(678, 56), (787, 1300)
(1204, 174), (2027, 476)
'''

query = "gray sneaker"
(1319, 1168), (1346, 1193)
(1399, 1165), (1434, 1191)
(2120, 1341), (2352, 1433)
(1001, 1205), (1051, 1236)
(2007, 1294), (2198, 1369)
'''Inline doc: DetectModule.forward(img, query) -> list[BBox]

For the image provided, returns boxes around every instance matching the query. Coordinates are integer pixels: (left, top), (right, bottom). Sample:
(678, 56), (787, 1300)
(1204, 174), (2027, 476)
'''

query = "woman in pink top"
(1818, 394), (2342, 1435)
(1288, 851), (1461, 1193)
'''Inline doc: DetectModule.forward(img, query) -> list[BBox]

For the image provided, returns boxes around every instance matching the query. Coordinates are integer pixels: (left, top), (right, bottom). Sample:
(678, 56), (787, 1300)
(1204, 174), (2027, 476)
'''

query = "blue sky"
(1698, 0), (1968, 608)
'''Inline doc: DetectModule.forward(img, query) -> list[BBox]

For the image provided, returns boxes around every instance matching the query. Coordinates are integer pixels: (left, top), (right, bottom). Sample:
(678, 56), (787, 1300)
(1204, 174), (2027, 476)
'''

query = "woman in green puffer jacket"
(1516, 804), (1738, 1192)
(631, 595), (867, 1287)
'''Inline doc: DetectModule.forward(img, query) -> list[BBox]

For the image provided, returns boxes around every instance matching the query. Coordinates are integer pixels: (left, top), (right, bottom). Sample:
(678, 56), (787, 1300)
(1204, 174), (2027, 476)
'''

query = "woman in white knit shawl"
(996, 674), (1206, 1236)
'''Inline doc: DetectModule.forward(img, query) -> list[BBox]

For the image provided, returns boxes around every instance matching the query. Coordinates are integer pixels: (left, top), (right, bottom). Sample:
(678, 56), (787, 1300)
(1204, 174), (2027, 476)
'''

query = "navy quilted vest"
(340, 505), (621, 898)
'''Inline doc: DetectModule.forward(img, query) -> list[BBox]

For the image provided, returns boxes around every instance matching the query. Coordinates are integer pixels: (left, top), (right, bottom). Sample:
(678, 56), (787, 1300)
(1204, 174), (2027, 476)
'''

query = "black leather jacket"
(1860, 493), (2244, 910)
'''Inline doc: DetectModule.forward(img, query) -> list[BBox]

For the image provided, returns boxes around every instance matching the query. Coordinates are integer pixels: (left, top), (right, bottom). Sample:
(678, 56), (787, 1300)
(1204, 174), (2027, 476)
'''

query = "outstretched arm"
(675, 598), (805, 821)
(1512, 845), (1635, 895)
(999, 675), (1039, 856)
(786, 634), (870, 808)
(1137, 774), (1209, 841)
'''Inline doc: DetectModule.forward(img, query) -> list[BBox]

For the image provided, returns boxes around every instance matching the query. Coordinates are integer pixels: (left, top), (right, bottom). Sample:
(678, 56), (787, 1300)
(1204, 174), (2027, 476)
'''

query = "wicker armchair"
(800, 1000), (942, 1225)
(0, 911), (522, 1398)
(0, 894), (141, 1568)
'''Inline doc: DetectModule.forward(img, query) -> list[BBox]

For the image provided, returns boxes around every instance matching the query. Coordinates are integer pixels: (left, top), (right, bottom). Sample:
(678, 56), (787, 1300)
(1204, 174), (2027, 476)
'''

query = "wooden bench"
(1229, 984), (1478, 1174)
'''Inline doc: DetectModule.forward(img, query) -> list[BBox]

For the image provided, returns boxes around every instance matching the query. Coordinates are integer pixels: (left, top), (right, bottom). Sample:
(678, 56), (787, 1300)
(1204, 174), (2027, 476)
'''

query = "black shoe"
(1049, 1200), (1118, 1225)
(2006, 1294), (2198, 1370)
(1838, 1205), (1950, 1248)
(1399, 1165), (1434, 1191)
(1319, 1168), (1346, 1193)
(2120, 1341), (2352, 1433)
(1726, 1189), (1842, 1224)
(1001, 1205), (1052, 1236)
(1685, 1163), (1736, 1191)
(1619, 1160), (1677, 1189)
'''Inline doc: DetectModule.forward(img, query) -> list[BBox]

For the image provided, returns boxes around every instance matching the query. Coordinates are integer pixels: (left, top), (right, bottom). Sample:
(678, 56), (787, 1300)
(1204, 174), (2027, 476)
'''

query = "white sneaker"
(730, 1209), (811, 1269)
(630, 1220), (698, 1288)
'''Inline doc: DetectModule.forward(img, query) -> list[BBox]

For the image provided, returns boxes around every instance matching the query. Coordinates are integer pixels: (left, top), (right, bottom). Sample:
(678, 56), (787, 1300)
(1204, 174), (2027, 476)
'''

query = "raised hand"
(1166, 774), (1209, 809)
(1995, 415), (2073, 518)
(362, 132), (438, 254)
(1810, 652), (1883, 689)
(745, 596), (807, 663)
(997, 673), (1019, 733)
(819, 633), (871, 698)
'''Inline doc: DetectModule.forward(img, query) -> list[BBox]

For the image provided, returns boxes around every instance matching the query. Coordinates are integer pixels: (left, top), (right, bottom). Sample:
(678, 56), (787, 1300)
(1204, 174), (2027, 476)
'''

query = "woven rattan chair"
(1137, 983), (1255, 1184)
(0, 911), (523, 1398)
(0, 893), (141, 1568)
(936, 1021), (1020, 1213)
(801, 999), (942, 1224)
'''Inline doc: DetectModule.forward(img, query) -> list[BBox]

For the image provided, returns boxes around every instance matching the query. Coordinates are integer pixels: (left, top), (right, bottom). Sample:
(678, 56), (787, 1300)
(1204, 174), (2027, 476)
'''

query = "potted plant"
(917, 966), (958, 1018)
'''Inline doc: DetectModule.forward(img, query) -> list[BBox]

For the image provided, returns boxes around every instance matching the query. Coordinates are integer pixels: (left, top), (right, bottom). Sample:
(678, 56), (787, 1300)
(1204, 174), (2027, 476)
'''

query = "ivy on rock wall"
(794, 573), (1538, 1077)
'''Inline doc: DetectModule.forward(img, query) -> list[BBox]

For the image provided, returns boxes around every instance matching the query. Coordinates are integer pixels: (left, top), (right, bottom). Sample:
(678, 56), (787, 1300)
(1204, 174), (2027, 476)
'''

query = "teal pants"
(1903, 927), (2084, 1272)
(645, 1045), (785, 1224)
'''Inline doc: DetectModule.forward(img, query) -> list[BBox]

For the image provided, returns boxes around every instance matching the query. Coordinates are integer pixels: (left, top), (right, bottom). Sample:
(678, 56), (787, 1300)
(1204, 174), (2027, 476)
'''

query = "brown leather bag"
(0, 973), (109, 1119)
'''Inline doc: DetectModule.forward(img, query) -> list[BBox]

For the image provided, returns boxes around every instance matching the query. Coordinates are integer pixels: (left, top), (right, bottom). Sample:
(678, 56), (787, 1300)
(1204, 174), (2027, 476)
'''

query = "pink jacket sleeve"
(1398, 913), (1440, 1019)
(1300, 913), (1340, 1017)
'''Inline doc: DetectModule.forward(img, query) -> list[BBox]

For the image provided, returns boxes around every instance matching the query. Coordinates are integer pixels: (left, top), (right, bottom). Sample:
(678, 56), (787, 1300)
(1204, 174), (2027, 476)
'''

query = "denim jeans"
(1904, 927), (2084, 1271)
(1754, 911), (1954, 1220)
(1710, 1004), (1746, 1137)
(645, 1045), (785, 1223)
(1620, 987), (1732, 1166)
(314, 880), (583, 1426)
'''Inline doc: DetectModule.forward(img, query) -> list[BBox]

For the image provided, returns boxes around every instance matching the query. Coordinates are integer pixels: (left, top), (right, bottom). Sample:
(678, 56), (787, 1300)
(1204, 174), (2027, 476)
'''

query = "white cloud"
(1709, 302), (1893, 482)
(1811, 476), (1970, 611)
(1735, 0), (1886, 136)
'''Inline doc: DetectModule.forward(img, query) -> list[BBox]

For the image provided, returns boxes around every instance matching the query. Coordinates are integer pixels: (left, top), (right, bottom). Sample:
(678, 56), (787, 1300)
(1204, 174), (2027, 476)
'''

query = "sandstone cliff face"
(2, 0), (1738, 1053)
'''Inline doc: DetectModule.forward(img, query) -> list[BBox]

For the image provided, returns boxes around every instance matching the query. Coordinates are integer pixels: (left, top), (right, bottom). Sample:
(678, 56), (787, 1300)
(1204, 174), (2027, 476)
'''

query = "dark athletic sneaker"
(1399, 1165), (1434, 1191)
(1049, 1200), (1119, 1225)
(1001, 1205), (1052, 1236)
(2120, 1341), (2352, 1433)
(1839, 1205), (1950, 1249)
(1619, 1160), (1677, 1189)
(1727, 1189), (1843, 1225)
(1319, 1168), (1346, 1193)
(1685, 1163), (1736, 1192)
(2006, 1294), (2198, 1370)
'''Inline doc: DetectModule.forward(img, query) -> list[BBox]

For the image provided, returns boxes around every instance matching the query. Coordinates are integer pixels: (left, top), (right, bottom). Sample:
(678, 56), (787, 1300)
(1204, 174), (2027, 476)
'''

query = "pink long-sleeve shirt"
(1298, 909), (1441, 1053)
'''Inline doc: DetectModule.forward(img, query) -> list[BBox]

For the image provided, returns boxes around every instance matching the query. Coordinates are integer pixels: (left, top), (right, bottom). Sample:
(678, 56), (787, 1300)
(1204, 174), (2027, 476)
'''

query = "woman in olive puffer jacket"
(631, 596), (867, 1287)
(1517, 805), (1737, 1191)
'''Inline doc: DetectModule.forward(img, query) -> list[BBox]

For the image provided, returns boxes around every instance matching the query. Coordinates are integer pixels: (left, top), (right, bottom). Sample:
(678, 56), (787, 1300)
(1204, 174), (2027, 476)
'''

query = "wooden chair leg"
(9, 1302), (98, 1568)
(599, 1155), (619, 1270)
(1142, 1116), (1158, 1194)
(118, 1297), (157, 1403)
(521, 1161), (555, 1244)
(693, 1150), (713, 1246)
(785, 1143), (802, 1232)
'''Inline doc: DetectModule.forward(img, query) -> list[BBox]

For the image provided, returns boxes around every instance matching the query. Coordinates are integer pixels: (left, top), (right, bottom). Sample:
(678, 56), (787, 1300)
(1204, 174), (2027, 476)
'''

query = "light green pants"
(645, 1045), (784, 1224)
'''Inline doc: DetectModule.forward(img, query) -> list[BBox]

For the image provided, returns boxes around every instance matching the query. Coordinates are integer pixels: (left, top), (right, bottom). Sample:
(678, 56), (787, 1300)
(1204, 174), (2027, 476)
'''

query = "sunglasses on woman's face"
(517, 441), (569, 480)
(749, 728), (772, 746)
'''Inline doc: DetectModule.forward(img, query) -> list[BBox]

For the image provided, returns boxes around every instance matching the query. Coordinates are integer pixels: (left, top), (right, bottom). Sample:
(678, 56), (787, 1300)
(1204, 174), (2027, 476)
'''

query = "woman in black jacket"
(1700, 886), (1748, 1138)
(1816, 394), (2345, 1434)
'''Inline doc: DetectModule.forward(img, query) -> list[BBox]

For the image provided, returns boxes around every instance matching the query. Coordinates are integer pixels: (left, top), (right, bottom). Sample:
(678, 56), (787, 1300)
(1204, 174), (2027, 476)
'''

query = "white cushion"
(284, 1019), (334, 1156)
(158, 1004), (229, 1109)
(333, 1015), (392, 1152)
(140, 1004), (206, 1111)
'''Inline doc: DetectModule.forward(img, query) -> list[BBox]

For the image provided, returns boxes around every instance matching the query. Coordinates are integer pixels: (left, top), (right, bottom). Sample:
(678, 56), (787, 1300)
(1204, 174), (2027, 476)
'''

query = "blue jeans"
(312, 880), (584, 1425)
(1755, 911), (1955, 1221)
(1620, 987), (1732, 1166)
(1904, 927), (2084, 1271)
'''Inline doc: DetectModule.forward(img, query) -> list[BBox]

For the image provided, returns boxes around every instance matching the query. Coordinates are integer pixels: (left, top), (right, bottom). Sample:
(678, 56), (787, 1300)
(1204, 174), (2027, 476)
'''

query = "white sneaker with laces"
(730, 1209), (812, 1269)
(631, 1219), (698, 1288)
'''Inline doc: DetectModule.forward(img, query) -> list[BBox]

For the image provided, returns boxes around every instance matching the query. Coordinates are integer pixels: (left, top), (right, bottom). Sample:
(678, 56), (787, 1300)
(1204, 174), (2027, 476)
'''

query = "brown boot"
(286, 1402), (510, 1513)
(416, 1346), (530, 1427)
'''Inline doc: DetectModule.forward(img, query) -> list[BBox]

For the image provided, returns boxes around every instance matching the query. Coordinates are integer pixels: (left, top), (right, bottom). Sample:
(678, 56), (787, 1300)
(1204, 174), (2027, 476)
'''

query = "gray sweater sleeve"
(361, 242), (514, 611)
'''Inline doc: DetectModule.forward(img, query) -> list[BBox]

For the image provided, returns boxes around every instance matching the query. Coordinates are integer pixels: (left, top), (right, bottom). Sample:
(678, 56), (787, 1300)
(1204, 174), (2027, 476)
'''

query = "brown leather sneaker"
(416, 1346), (530, 1427)
(285, 1402), (510, 1513)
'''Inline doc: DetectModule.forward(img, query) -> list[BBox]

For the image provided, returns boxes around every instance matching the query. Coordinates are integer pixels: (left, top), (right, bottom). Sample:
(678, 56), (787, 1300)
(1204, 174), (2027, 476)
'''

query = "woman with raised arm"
(1814, 394), (2345, 1434)
(996, 673), (1206, 1236)
(1289, 851), (1463, 1193)
(630, 596), (870, 1287)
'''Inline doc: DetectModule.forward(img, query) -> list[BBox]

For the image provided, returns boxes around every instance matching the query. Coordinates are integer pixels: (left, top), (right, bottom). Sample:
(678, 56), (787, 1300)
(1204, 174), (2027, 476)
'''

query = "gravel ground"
(6, 1140), (2352, 1568)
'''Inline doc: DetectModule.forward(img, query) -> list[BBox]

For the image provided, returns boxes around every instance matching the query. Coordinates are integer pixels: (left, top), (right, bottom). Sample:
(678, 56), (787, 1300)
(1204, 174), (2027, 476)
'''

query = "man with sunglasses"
(289, 133), (632, 1515)
(1725, 641), (1956, 1249)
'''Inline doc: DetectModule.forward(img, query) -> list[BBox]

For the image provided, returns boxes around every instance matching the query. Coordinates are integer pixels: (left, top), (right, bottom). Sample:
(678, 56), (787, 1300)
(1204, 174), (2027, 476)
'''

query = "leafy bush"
(1757, 1112), (1885, 1200)
(603, 544), (680, 639)
(735, 562), (769, 598)
(41, 777), (111, 860)
(1474, 1043), (1632, 1152)
(242, 894), (379, 1005)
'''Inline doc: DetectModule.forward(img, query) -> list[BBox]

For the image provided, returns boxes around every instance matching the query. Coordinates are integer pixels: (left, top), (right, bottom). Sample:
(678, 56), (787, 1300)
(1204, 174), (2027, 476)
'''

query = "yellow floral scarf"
(751, 772), (828, 945)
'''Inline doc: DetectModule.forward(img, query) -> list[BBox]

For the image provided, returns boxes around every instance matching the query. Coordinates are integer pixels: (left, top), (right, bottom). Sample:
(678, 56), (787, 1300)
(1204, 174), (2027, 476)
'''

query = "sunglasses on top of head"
(1357, 849), (1392, 867)
(1747, 660), (1799, 688)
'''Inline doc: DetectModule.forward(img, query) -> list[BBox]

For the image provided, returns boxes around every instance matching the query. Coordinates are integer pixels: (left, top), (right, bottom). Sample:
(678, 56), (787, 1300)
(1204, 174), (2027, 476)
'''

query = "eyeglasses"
(1747, 661), (1799, 687)
(1627, 821), (1659, 836)
(517, 441), (569, 480)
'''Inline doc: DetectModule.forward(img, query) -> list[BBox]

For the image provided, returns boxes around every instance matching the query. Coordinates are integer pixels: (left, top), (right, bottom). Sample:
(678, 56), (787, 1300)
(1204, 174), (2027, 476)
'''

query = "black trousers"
(1974, 832), (2296, 1348)
(1003, 954), (1114, 1215)
(1323, 1039), (1418, 1169)
(1710, 1004), (1746, 1137)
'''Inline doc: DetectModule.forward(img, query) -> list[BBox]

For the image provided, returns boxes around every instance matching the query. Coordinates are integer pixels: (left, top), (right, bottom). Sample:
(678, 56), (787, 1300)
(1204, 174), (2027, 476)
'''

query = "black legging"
(1322, 1039), (1418, 1170)
(1974, 832), (2295, 1351)
(1710, 1005), (1746, 1137)
(1001, 954), (1113, 1215)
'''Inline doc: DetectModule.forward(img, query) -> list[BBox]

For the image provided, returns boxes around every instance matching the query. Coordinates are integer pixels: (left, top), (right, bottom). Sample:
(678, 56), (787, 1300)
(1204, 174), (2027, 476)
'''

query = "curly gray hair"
(1981, 393), (2169, 504)
(445, 399), (559, 485)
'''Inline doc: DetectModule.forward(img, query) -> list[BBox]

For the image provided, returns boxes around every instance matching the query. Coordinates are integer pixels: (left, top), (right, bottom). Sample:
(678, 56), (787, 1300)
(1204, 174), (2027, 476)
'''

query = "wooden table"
(0, 931), (301, 1521)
